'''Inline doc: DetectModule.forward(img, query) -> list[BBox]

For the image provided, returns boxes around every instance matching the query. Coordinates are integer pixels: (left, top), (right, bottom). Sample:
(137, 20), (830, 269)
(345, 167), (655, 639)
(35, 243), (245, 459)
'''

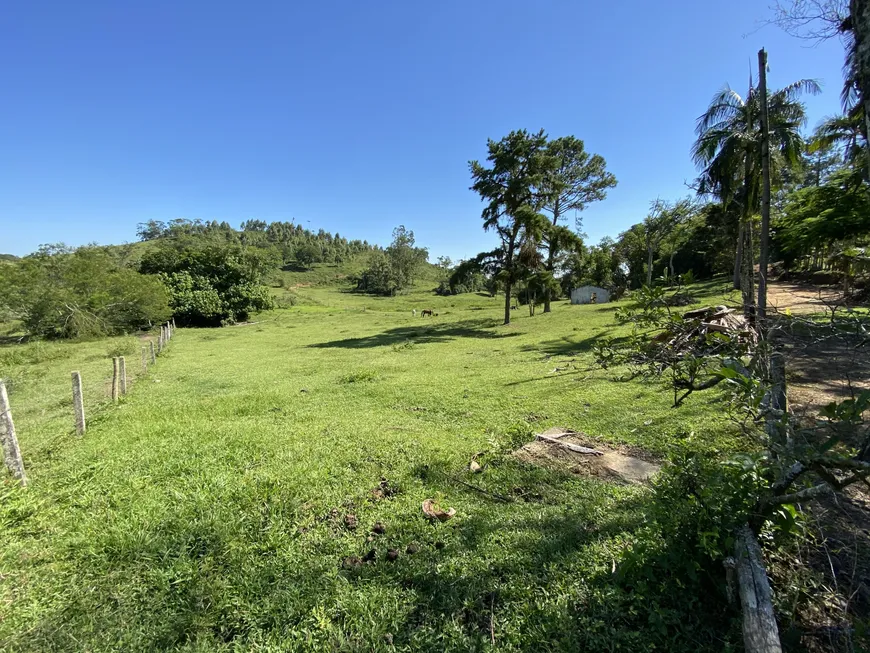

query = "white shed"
(571, 286), (610, 305)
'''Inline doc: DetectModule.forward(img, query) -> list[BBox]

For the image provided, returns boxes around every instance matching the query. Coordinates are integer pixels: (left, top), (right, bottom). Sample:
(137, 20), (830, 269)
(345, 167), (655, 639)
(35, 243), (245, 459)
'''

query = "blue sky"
(0, 1), (848, 259)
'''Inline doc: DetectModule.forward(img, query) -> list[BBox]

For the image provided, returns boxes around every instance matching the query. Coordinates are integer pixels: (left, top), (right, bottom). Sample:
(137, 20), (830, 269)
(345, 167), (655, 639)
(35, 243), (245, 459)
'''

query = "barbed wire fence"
(0, 318), (177, 487)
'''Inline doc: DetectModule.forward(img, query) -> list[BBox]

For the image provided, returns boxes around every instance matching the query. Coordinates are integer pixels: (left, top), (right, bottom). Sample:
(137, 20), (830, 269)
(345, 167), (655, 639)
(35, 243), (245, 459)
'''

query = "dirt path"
(766, 281), (844, 315)
(763, 282), (868, 412)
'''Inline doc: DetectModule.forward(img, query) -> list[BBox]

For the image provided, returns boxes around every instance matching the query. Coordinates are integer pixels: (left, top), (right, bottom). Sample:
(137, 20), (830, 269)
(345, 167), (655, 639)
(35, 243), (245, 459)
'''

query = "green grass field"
(0, 279), (744, 651)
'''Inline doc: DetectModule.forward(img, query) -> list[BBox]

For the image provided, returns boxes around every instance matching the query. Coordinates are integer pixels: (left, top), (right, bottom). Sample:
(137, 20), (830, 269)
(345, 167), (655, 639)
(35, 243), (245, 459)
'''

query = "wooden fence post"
(141, 347), (148, 373)
(112, 357), (120, 402)
(172, 317), (176, 330)
(71, 371), (86, 435)
(149, 340), (156, 364)
(167, 322), (172, 340)
(0, 380), (27, 486)
(119, 357), (127, 395)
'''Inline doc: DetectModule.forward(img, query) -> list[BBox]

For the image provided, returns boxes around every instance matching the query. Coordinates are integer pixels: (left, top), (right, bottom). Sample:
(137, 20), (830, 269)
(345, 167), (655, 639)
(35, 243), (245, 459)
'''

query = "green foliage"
(621, 448), (766, 600)
(140, 239), (275, 326)
(775, 168), (870, 267)
(294, 242), (321, 269)
(0, 245), (170, 339)
(438, 259), (488, 296)
(693, 78), (819, 209)
(470, 129), (556, 323)
(355, 226), (428, 296)
(136, 218), (375, 269)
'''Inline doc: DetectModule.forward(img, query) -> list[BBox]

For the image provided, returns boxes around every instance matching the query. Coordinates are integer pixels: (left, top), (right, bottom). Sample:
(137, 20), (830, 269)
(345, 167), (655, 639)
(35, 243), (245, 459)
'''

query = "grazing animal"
(421, 309), (434, 317)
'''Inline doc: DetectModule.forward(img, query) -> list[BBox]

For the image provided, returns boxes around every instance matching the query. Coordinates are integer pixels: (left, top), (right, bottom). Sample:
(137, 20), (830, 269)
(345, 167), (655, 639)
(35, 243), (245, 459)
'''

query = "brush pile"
(652, 305), (754, 347)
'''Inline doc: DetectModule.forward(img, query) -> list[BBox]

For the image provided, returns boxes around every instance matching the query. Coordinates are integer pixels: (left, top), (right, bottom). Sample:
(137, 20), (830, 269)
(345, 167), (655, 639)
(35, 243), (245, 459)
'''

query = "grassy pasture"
(0, 281), (743, 651)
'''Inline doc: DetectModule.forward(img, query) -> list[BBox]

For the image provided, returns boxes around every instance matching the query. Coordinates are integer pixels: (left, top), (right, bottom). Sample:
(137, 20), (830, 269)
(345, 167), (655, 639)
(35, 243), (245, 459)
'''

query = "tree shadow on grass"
(519, 329), (625, 358)
(308, 318), (521, 349)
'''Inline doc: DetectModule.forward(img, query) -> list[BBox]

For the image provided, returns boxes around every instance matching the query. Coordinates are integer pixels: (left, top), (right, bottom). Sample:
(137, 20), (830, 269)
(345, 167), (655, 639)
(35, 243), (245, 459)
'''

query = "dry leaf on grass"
(422, 499), (456, 521)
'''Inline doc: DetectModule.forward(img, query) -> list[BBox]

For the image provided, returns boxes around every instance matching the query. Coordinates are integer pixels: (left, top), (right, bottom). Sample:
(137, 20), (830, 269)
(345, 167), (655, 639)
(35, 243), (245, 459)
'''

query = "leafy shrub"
(0, 246), (170, 339)
(140, 239), (275, 326)
(356, 227), (428, 296)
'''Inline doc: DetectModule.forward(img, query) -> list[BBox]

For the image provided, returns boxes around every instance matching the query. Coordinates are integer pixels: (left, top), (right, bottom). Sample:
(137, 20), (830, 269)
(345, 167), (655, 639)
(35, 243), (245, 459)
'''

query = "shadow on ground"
(519, 330), (620, 358)
(308, 318), (520, 349)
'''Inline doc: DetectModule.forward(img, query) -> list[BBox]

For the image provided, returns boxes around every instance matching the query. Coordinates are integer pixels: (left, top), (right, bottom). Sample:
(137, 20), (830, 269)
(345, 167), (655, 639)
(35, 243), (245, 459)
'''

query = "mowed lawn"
(1, 287), (741, 651)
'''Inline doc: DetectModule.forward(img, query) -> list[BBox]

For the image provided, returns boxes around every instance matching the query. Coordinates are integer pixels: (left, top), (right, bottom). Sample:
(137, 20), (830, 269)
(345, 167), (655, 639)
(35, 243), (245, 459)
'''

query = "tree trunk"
(669, 251), (676, 280)
(734, 524), (783, 653)
(503, 227), (519, 326)
(741, 141), (755, 319)
(757, 49), (771, 325)
(743, 219), (756, 322)
(853, 0), (870, 177)
(734, 222), (745, 290)
(646, 247), (654, 286)
(544, 197), (561, 313)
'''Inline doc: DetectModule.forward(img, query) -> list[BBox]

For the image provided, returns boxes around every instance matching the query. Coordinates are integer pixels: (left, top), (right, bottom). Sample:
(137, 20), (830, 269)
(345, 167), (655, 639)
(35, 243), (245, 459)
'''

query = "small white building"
(571, 285), (610, 305)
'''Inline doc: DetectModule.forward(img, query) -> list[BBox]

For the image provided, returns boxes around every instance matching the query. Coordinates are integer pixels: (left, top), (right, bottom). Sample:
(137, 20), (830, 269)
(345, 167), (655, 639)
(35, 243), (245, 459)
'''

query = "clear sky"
(0, 1), (849, 259)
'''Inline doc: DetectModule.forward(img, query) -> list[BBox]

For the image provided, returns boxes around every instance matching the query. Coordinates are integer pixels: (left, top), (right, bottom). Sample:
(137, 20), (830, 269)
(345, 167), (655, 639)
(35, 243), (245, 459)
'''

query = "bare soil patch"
(785, 336), (870, 413)
(767, 282), (845, 315)
(514, 427), (660, 484)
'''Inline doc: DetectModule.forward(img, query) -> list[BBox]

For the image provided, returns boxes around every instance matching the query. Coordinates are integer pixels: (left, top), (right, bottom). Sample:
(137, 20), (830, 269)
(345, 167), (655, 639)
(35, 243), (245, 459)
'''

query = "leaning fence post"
(141, 347), (148, 373)
(0, 380), (27, 486)
(119, 357), (127, 395)
(111, 357), (120, 402)
(149, 340), (156, 364)
(71, 371), (86, 435)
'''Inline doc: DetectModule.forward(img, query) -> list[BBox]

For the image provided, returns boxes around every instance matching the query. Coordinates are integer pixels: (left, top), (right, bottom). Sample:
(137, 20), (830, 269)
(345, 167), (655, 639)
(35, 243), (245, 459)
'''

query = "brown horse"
(421, 309), (434, 317)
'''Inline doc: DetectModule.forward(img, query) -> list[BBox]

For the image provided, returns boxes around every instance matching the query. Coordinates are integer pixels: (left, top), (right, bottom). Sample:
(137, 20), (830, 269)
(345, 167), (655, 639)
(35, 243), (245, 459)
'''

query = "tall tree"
(385, 225), (428, 289)
(539, 137), (617, 312)
(692, 77), (819, 296)
(470, 129), (556, 325)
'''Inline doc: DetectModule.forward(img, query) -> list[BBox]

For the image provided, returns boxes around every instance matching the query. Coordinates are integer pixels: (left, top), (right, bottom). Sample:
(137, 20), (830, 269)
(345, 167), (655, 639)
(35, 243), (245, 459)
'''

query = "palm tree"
(692, 77), (820, 298)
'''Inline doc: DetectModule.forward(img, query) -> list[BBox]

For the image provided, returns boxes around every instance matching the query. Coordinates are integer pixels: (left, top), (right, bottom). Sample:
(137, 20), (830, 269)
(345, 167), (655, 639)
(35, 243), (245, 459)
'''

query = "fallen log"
(535, 434), (603, 456)
(734, 524), (782, 653)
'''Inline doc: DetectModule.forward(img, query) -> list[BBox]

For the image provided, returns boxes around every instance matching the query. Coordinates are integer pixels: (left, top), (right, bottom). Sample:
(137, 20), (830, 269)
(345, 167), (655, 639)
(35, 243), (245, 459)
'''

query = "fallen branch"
(448, 476), (514, 503)
(762, 483), (832, 507)
(535, 434), (603, 456)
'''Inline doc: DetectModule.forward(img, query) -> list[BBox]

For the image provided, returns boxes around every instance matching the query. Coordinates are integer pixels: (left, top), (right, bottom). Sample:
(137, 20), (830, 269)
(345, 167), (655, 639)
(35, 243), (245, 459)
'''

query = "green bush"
(140, 239), (275, 326)
(0, 246), (170, 339)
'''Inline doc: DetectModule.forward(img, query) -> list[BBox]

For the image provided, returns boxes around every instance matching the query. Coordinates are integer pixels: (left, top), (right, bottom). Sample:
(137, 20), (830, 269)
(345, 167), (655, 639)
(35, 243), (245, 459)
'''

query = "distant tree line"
(0, 218), (384, 338)
(137, 218), (375, 269)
